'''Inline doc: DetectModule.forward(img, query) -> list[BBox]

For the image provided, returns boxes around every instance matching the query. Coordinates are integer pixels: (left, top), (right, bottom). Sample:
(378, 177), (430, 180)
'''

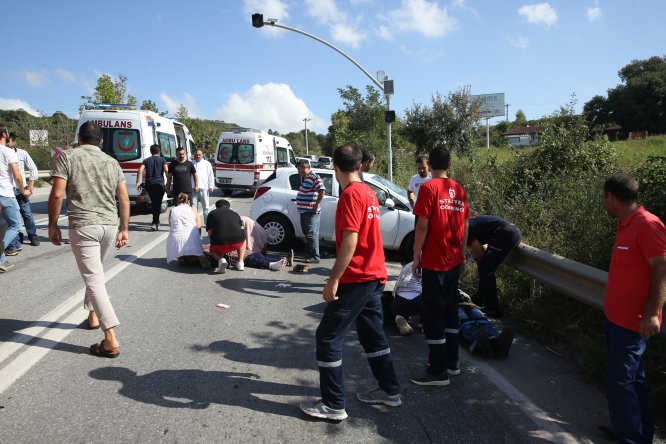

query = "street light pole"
(252, 13), (394, 180)
(303, 117), (311, 155)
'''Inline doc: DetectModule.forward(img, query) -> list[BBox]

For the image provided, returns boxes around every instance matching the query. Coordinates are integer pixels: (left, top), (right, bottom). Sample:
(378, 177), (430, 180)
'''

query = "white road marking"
(0, 232), (169, 395)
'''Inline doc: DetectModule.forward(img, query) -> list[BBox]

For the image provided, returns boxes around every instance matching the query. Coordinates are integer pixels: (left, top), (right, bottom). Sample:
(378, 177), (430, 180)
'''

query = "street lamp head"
(266, 18), (278, 24)
(252, 13), (264, 28)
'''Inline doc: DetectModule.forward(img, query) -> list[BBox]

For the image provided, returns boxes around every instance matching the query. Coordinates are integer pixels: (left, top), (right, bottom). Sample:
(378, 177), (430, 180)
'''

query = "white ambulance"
(74, 106), (196, 211)
(215, 128), (296, 196)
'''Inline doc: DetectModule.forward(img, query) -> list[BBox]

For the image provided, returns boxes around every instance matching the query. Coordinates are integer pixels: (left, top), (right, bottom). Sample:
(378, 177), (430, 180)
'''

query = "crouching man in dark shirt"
(206, 199), (246, 273)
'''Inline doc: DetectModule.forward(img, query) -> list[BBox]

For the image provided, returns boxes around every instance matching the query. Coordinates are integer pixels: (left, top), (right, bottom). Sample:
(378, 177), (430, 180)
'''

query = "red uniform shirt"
(604, 206), (666, 332)
(413, 177), (469, 271)
(336, 181), (387, 284)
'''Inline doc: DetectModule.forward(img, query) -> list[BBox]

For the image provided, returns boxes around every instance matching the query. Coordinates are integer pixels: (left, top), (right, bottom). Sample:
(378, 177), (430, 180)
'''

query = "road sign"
(473, 93), (505, 118)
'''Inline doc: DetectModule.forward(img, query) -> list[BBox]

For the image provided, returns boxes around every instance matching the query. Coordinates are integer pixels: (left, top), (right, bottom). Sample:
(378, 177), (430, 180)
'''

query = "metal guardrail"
(37, 170), (51, 179)
(505, 243), (665, 337)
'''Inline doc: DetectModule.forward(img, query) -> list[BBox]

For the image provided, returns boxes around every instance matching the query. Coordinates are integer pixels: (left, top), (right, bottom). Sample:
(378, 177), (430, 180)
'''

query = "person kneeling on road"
(165, 193), (208, 270)
(233, 215), (291, 271)
(206, 199), (246, 273)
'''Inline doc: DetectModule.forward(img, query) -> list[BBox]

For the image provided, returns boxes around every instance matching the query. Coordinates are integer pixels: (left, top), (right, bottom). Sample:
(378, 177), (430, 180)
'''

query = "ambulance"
(214, 128), (296, 196)
(74, 106), (196, 211)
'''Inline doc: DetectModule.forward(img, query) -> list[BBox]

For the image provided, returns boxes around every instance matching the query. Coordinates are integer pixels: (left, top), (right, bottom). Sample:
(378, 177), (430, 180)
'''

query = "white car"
(248, 167), (415, 258)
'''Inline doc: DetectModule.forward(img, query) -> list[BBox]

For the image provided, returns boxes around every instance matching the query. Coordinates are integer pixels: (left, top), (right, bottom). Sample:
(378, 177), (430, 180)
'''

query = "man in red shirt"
(411, 146), (469, 386)
(300, 143), (400, 421)
(601, 174), (666, 444)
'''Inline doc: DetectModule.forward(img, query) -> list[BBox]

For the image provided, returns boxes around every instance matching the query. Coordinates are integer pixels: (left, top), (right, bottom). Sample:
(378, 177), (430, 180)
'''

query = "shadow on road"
(0, 318), (91, 355)
(216, 278), (324, 298)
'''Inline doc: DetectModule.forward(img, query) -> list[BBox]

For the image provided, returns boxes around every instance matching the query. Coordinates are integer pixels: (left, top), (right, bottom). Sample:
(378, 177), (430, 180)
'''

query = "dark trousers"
(146, 183), (165, 225)
(475, 225), (522, 312)
(316, 280), (400, 410)
(245, 252), (280, 269)
(421, 267), (461, 375)
(391, 295), (422, 319)
(604, 318), (654, 444)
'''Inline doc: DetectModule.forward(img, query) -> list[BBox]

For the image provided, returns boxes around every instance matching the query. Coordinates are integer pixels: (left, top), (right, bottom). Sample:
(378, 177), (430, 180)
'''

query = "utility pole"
(505, 103), (511, 121)
(303, 117), (311, 155)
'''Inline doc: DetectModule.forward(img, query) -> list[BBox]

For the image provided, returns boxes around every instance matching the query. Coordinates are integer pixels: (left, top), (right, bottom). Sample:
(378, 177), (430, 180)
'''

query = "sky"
(4, 0), (665, 135)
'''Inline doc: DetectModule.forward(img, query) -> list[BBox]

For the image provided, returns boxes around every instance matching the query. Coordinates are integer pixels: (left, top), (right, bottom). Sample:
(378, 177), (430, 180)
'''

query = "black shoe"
(494, 328), (514, 357)
(29, 236), (40, 246)
(410, 370), (450, 386)
(18, 232), (24, 244)
(475, 330), (494, 358)
(4, 247), (18, 256)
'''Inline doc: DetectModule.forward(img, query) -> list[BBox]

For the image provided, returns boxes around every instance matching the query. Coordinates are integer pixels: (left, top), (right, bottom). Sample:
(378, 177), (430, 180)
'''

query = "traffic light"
(385, 111), (396, 123)
(252, 13), (264, 28)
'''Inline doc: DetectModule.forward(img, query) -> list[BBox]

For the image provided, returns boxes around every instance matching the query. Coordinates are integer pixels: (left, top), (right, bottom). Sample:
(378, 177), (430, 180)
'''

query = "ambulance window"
(288, 150), (296, 166)
(157, 132), (177, 158)
(237, 144), (254, 164)
(217, 143), (254, 165)
(109, 129), (141, 161)
(276, 147), (290, 166)
(217, 143), (234, 163)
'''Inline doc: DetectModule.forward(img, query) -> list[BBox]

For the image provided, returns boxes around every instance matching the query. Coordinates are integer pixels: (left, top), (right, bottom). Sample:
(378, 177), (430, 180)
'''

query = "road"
(0, 186), (659, 443)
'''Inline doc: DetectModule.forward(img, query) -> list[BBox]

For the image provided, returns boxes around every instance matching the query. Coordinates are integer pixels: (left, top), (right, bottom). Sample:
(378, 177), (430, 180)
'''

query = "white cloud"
(215, 83), (327, 134)
(159, 93), (202, 118)
(55, 68), (78, 84)
(0, 98), (41, 116)
(243, 0), (289, 37)
(506, 35), (529, 49)
(13, 69), (48, 87)
(331, 23), (367, 48)
(586, 3), (602, 22)
(379, 0), (458, 39)
(518, 3), (558, 27)
(452, 0), (478, 18)
(304, 0), (366, 48)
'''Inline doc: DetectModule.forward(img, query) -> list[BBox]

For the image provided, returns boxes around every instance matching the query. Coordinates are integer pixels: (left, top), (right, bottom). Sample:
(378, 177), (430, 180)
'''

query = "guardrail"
(37, 170), (51, 179)
(505, 243), (665, 337)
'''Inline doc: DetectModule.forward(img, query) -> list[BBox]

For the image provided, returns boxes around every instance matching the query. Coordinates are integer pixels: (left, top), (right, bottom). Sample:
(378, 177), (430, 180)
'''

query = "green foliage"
(634, 156), (666, 221)
(140, 99), (161, 114)
(401, 86), (480, 157)
(514, 109), (527, 126)
(284, 129), (321, 157)
(80, 74), (136, 112)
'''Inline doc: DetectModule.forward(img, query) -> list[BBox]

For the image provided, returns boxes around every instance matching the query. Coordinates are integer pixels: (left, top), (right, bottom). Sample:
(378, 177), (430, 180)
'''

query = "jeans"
(145, 183), (165, 225)
(316, 280), (400, 410)
(300, 211), (320, 260)
(391, 295), (422, 319)
(421, 267), (462, 375)
(245, 252), (280, 269)
(8, 192), (37, 248)
(191, 189), (210, 223)
(0, 196), (21, 264)
(69, 225), (120, 330)
(475, 224), (522, 312)
(604, 318), (654, 444)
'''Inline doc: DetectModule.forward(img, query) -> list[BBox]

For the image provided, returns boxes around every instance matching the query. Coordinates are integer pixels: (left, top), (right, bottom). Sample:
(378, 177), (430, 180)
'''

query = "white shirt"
(407, 173), (431, 205)
(192, 159), (215, 190)
(0, 144), (19, 198)
(13, 147), (39, 189)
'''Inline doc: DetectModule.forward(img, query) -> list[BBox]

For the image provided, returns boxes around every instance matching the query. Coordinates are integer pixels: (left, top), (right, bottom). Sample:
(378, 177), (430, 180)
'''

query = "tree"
(402, 86), (481, 157)
(80, 73), (137, 111)
(582, 95), (613, 128)
(174, 105), (189, 121)
(140, 99), (160, 114)
(514, 109), (527, 127)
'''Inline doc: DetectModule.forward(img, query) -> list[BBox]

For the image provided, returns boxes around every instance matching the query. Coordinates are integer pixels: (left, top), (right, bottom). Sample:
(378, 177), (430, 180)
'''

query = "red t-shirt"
(604, 206), (666, 332)
(413, 177), (469, 271)
(336, 181), (387, 284)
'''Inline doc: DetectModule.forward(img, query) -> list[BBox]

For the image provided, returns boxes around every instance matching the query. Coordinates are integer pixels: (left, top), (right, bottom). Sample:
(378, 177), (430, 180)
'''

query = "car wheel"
(258, 213), (294, 251)
(399, 231), (415, 262)
(223, 189), (233, 197)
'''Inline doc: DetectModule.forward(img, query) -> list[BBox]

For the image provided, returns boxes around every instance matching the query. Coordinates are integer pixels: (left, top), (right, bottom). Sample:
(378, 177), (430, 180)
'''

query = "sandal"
(293, 264), (309, 273)
(90, 340), (120, 358)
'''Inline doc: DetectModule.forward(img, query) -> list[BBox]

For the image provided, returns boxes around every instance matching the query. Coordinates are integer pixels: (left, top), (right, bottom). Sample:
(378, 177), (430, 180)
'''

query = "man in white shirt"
(5, 133), (40, 254)
(191, 149), (215, 223)
(407, 155), (431, 225)
(0, 125), (28, 272)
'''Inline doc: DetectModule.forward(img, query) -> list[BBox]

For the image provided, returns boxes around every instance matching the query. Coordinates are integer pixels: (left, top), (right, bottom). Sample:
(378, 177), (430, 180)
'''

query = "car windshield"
(370, 174), (408, 198)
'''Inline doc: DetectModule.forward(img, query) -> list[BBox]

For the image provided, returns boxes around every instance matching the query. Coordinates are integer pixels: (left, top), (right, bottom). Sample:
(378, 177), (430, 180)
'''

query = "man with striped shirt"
(296, 159), (325, 263)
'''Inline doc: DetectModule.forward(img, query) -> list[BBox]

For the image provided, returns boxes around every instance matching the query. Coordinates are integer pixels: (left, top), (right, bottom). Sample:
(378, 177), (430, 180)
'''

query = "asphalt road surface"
(0, 186), (662, 443)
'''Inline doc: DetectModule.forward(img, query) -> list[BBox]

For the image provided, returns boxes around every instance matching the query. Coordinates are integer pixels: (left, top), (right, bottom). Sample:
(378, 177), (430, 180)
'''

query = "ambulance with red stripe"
(74, 107), (196, 211)
(215, 128), (295, 196)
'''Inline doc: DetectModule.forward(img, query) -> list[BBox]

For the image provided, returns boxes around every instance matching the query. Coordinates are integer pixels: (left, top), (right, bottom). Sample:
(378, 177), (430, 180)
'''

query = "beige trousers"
(69, 225), (120, 330)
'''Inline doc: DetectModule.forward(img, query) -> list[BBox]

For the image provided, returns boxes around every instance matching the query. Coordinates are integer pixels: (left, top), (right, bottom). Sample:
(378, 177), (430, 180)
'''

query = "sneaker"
(18, 232), (24, 244)
(303, 257), (320, 264)
(447, 362), (461, 376)
(410, 370), (450, 387)
(217, 258), (227, 274)
(235, 261), (245, 271)
(494, 328), (514, 357)
(300, 400), (348, 420)
(150, 223), (157, 231)
(0, 262), (15, 273)
(4, 247), (18, 256)
(395, 315), (413, 335)
(268, 260), (283, 271)
(29, 236), (40, 246)
(357, 388), (402, 407)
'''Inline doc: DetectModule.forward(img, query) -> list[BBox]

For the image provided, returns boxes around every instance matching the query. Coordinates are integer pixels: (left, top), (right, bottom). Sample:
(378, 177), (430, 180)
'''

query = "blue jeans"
(604, 318), (654, 444)
(0, 196), (21, 264)
(8, 192), (37, 248)
(300, 211), (320, 260)
(316, 280), (400, 410)
(421, 267), (462, 374)
(245, 252), (280, 269)
(191, 189), (210, 223)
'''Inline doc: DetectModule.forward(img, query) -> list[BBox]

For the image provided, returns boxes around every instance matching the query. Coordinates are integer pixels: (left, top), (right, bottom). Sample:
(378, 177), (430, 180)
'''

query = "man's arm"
(460, 218), (469, 275)
(115, 183), (130, 249)
(207, 162), (215, 191)
(322, 230), (358, 302)
(407, 191), (415, 208)
(412, 216), (428, 276)
(9, 162), (26, 195)
(24, 151), (39, 194)
(165, 165), (173, 196)
(639, 255), (666, 338)
(47, 176), (67, 245)
(312, 189), (325, 213)
(135, 164), (145, 190)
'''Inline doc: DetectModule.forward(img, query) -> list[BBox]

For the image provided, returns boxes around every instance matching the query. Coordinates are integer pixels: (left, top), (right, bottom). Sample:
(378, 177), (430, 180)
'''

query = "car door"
(364, 180), (399, 248)
(316, 172), (337, 242)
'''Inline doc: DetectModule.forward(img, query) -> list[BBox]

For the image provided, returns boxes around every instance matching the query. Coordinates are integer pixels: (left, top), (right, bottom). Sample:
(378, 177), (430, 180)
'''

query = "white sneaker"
(268, 260), (283, 271)
(217, 258), (227, 274)
(235, 261), (245, 271)
(395, 315), (413, 335)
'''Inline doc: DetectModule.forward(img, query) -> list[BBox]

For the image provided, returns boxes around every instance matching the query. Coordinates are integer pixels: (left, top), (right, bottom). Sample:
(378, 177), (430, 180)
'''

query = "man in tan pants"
(48, 121), (130, 358)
